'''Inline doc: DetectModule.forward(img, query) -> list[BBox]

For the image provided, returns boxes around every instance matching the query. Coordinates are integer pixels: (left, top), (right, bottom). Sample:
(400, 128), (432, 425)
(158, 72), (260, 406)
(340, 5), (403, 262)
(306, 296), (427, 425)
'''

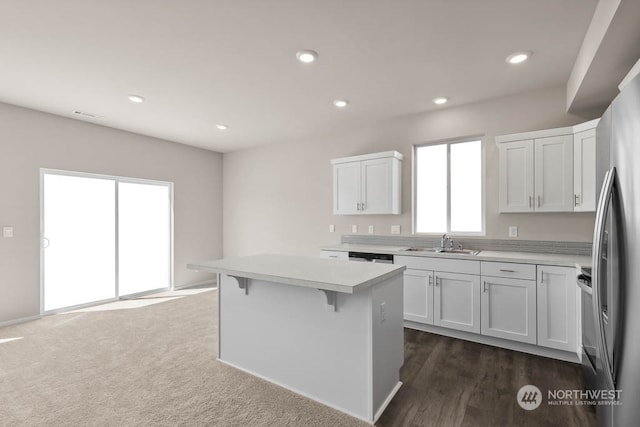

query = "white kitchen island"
(188, 254), (406, 424)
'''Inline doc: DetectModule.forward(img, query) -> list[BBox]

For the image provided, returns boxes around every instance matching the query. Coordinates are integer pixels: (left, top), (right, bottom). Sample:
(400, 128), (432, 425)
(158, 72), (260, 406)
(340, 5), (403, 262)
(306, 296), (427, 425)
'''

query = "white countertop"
(321, 244), (592, 268)
(188, 254), (406, 294)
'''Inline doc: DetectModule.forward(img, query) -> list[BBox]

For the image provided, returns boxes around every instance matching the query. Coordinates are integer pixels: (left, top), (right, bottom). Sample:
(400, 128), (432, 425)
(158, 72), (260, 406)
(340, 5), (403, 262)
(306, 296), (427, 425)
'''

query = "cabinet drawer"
(481, 261), (536, 280)
(395, 255), (480, 275)
(319, 250), (349, 260)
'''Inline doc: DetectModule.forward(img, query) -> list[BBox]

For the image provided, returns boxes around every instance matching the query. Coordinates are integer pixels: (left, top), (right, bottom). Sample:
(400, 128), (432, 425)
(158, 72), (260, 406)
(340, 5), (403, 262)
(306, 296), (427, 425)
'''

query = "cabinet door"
(573, 128), (596, 212)
(403, 269), (433, 324)
(498, 140), (534, 212)
(434, 272), (480, 333)
(361, 158), (395, 214)
(534, 135), (574, 212)
(481, 276), (537, 344)
(537, 265), (578, 352)
(333, 162), (360, 215)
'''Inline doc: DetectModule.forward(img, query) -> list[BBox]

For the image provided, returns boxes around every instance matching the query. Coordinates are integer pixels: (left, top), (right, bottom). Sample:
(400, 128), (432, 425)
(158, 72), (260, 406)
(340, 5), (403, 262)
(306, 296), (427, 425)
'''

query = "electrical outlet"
(3, 226), (13, 238)
(391, 225), (401, 235)
(368, 225), (374, 234)
(509, 226), (518, 237)
(329, 224), (335, 233)
(351, 224), (358, 233)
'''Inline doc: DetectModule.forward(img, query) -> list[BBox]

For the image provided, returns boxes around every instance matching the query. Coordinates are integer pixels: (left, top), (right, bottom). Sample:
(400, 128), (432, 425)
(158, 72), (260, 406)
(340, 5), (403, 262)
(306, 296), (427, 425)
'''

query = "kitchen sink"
(402, 247), (480, 256)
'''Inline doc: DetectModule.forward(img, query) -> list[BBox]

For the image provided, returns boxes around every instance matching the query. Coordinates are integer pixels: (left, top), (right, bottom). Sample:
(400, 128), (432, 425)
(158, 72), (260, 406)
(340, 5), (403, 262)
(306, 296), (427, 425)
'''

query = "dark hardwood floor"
(377, 329), (596, 427)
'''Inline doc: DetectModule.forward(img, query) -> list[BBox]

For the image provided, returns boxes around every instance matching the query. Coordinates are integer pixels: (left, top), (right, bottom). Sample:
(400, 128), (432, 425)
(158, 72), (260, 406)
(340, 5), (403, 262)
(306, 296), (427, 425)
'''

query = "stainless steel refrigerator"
(591, 70), (640, 426)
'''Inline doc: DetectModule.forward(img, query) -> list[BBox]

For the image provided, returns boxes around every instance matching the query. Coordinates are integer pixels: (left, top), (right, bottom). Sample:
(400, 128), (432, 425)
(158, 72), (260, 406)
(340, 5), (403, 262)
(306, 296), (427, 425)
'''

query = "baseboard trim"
(0, 314), (42, 328)
(404, 321), (580, 364)
(373, 381), (402, 424)
(174, 279), (217, 290)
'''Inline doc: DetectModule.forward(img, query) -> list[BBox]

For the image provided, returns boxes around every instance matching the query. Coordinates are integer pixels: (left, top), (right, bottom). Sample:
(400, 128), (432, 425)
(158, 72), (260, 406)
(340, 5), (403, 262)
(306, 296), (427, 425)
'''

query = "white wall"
(0, 102), (222, 324)
(223, 86), (595, 258)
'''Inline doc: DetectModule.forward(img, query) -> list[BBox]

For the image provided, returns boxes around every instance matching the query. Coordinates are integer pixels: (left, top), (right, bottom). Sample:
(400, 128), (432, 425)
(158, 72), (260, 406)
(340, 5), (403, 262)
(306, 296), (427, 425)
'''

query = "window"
(414, 138), (484, 234)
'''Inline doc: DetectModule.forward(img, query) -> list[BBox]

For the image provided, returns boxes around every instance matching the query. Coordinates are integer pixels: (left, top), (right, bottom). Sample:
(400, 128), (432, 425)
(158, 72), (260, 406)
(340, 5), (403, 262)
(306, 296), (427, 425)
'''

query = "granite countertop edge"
(320, 244), (592, 268)
(188, 254), (406, 294)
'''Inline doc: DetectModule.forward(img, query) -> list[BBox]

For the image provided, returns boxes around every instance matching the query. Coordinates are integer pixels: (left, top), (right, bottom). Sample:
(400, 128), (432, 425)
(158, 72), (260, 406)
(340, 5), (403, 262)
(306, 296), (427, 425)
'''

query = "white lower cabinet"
(480, 276), (537, 344)
(434, 272), (481, 334)
(537, 265), (578, 352)
(393, 255), (579, 358)
(396, 256), (481, 333)
(403, 269), (434, 324)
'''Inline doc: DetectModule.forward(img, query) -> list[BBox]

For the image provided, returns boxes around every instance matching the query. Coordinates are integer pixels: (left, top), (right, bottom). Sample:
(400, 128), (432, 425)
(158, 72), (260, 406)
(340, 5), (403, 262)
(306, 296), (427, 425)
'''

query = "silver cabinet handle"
(540, 271), (544, 284)
(428, 276), (433, 286)
(574, 194), (580, 207)
(356, 202), (361, 211)
(529, 196), (533, 208)
(435, 276), (440, 287)
(537, 195), (541, 208)
(43, 237), (50, 249)
(499, 269), (516, 273)
(483, 280), (487, 292)
(361, 202), (366, 211)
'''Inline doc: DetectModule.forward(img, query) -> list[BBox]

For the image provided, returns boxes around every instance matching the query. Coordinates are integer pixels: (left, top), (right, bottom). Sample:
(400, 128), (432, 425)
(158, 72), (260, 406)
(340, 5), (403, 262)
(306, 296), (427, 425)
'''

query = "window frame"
(412, 135), (486, 236)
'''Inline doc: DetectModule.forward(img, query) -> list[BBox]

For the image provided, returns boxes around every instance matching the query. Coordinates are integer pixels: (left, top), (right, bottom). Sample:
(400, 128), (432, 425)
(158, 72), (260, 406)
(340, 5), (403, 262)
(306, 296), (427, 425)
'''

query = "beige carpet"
(0, 289), (366, 426)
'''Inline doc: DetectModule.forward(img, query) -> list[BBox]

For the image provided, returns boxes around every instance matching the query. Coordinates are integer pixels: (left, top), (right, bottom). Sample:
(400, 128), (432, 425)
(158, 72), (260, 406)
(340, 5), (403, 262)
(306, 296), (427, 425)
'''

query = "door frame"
(39, 168), (174, 314)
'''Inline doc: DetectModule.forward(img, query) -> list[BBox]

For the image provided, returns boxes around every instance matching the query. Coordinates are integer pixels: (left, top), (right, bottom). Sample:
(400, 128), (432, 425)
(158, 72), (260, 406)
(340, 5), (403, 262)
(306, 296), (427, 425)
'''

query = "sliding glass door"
(41, 170), (172, 312)
(118, 182), (171, 296)
(42, 174), (116, 311)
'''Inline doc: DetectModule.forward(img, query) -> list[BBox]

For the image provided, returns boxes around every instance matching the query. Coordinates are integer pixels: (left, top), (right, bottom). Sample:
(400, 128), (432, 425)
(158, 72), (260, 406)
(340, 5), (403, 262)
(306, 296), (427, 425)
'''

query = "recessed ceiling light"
(296, 50), (318, 63)
(216, 124), (229, 130)
(128, 94), (145, 103)
(506, 51), (532, 64)
(433, 97), (448, 105)
(333, 99), (349, 108)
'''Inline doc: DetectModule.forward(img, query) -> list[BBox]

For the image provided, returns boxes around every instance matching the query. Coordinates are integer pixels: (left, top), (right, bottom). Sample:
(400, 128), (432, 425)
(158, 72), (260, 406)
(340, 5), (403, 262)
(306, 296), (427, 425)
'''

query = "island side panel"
(219, 274), (372, 421)
(371, 273), (404, 418)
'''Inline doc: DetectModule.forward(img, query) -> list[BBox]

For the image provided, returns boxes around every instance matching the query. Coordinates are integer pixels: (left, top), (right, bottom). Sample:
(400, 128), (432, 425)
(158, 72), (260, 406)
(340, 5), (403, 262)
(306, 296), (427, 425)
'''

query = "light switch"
(351, 225), (358, 233)
(391, 225), (401, 235)
(368, 225), (375, 234)
(3, 226), (14, 238)
(509, 226), (518, 237)
(329, 224), (335, 233)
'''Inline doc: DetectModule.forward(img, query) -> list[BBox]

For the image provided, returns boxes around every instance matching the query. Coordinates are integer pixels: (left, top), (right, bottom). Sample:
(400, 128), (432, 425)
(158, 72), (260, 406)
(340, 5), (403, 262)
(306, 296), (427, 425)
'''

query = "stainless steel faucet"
(441, 234), (453, 250)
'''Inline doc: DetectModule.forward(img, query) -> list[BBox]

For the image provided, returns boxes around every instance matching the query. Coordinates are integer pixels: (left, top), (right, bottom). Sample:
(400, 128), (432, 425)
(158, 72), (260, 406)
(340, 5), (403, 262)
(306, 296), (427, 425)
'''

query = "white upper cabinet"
(333, 162), (361, 215)
(496, 119), (599, 213)
(573, 124), (598, 212)
(534, 135), (574, 212)
(498, 140), (535, 212)
(332, 151), (402, 215)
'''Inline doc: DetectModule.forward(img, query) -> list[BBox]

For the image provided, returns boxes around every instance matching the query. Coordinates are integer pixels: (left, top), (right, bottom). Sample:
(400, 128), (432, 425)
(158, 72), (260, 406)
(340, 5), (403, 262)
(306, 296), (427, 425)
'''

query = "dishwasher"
(348, 252), (394, 264)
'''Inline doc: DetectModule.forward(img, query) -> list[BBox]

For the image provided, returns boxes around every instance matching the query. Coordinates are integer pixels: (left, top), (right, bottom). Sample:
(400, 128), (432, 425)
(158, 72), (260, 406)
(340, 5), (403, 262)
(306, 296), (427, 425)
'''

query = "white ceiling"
(0, 0), (599, 153)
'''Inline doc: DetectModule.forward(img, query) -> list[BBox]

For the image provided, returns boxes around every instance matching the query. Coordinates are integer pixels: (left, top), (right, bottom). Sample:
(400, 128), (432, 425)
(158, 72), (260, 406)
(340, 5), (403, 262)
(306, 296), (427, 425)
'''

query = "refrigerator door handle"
(592, 167), (616, 390)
